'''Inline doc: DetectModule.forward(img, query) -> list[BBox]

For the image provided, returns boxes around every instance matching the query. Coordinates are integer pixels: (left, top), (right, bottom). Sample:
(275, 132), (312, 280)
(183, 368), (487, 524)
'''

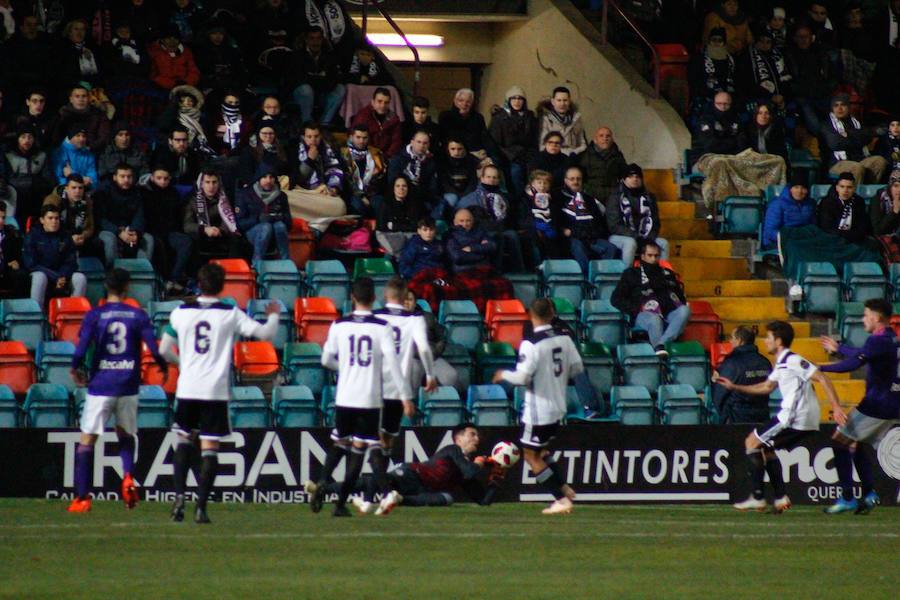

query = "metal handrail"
(599, 0), (660, 99)
(357, 0), (421, 96)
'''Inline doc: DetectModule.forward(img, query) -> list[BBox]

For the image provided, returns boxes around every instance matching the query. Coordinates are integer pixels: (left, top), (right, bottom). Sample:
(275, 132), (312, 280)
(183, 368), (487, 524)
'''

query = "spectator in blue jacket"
(399, 217), (447, 280)
(236, 164), (292, 264)
(761, 175), (815, 249)
(23, 204), (86, 305)
(51, 124), (98, 188)
(446, 207), (497, 273)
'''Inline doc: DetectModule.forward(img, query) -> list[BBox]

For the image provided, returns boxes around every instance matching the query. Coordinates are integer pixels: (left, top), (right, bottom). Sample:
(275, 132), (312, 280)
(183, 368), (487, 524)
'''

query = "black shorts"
(753, 417), (815, 449)
(519, 421), (561, 450)
(332, 406), (381, 444)
(173, 399), (231, 440)
(381, 399), (405, 437)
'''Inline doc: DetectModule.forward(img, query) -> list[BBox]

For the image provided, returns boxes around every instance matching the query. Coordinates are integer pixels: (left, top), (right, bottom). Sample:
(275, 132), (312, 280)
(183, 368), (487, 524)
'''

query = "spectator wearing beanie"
(869, 170), (900, 236)
(765, 7), (787, 50)
(761, 174), (815, 249)
(194, 21), (248, 92)
(875, 117), (900, 173)
(489, 85), (537, 198)
(688, 26), (736, 118)
(236, 164), (292, 264)
(821, 93), (888, 183)
(607, 163), (667, 267)
(97, 121), (149, 182)
(735, 26), (792, 112)
(51, 124), (98, 188)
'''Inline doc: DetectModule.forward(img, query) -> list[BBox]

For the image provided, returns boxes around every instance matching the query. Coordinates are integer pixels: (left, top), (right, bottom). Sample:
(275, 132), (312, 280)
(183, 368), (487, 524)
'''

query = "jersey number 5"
(194, 321), (211, 354)
(552, 347), (563, 377)
(348, 334), (373, 367)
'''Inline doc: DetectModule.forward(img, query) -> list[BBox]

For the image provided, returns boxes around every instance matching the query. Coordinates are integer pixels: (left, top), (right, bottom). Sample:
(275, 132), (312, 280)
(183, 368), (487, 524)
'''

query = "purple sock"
(832, 444), (855, 501)
(74, 444), (94, 500)
(118, 434), (135, 475)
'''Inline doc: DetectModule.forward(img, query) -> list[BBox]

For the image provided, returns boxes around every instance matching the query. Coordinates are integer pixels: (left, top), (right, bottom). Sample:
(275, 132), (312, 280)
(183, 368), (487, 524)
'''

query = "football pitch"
(1, 499), (896, 599)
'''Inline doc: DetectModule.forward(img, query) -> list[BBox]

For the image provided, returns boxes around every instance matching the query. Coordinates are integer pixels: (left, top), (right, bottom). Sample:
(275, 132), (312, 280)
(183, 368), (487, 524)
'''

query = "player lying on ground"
(309, 423), (506, 513)
(69, 268), (167, 513)
(818, 298), (900, 514)
(717, 320), (840, 513)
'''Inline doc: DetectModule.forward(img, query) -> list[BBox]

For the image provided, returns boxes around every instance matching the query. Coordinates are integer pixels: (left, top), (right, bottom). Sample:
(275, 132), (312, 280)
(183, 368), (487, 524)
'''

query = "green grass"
(0, 499), (896, 599)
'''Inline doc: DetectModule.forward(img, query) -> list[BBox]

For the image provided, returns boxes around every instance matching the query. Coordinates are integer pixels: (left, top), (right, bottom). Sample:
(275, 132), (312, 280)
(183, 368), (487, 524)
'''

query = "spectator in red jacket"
(351, 87), (403, 158)
(148, 26), (200, 90)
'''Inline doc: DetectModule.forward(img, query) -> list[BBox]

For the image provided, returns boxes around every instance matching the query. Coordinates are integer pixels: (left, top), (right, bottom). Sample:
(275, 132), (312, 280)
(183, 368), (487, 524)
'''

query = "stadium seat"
(710, 342), (733, 370)
(233, 341), (279, 388)
(230, 386), (269, 428)
(798, 262), (841, 314)
(439, 300), (483, 347)
(114, 258), (158, 306)
(247, 299), (292, 350)
(256, 260), (302, 307)
(580, 300), (627, 347)
(73, 387), (91, 427)
(664, 340), (709, 392)
(551, 297), (577, 325)
(352, 257), (395, 298)
(811, 184), (832, 200)
(138, 385), (171, 428)
(23, 383), (71, 427)
(141, 342), (179, 395)
(475, 342), (517, 384)
(36, 341), (77, 391)
(837, 302), (868, 348)
(442, 343), (473, 395)
(78, 257), (107, 305)
(148, 300), (183, 337)
(768, 389), (783, 419)
(272, 385), (318, 427)
(610, 385), (654, 425)
(680, 301), (723, 350)
(320, 385), (336, 426)
(282, 342), (326, 396)
(764, 184), (785, 204)
(657, 383), (703, 425)
(719, 195), (763, 235)
(209, 259), (256, 309)
(842, 262), (886, 303)
(0, 298), (46, 351)
(466, 384), (512, 426)
(564, 386), (587, 422)
(890, 263), (900, 301)
(541, 259), (585, 307)
(484, 299), (528, 349)
(507, 273), (540, 307)
(617, 343), (661, 392)
(419, 386), (464, 426)
(293, 297), (339, 345)
(48, 296), (91, 344)
(416, 299), (432, 313)
(0, 384), (20, 427)
(855, 184), (882, 202)
(0, 341), (36, 395)
(588, 259), (626, 300)
(304, 260), (350, 307)
(579, 342), (616, 403)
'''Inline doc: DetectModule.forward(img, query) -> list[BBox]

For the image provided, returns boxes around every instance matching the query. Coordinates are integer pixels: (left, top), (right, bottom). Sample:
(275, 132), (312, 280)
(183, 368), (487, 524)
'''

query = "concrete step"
(668, 257), (749, 280)
(721, 319), (812, 338)
(661, 218), (713, 240)
(668, 240), (733, 258)
(645, 170), (679, 203)
(814, 380), (865, 422)
(695, 297), (787, 321)
(685, 279), (774, 298)
(658, 201), (695, 219)
(755, 336), (828, 364)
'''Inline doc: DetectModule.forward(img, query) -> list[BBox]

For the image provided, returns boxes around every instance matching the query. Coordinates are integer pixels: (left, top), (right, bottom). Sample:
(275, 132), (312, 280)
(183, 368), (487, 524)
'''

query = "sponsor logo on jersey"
(98, 359), (136, 370)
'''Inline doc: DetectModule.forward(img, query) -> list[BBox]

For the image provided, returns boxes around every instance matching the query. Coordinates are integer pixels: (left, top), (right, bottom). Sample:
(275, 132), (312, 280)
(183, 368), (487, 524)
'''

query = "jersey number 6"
(194, 321), (211, 354)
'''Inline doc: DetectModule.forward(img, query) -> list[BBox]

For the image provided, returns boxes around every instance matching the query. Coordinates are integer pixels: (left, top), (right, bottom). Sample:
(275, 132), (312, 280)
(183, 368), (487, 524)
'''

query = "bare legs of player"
(523, 447), (575, 515)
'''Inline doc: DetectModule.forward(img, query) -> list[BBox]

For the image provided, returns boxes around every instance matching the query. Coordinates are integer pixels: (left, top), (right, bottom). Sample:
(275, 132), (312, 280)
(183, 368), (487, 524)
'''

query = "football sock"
(852, 449), (874, 497)
(535, 466), (565, 500)
(173, 438), (192, 496)
(338, 446), (366, 506)
(544, 455), (566, 486)
(832, 444), (855, 501)
(118, 434), (135, 475)
(321, 444), (349, 484)
(74, 443), (94, 500)
(763, 455), (785, 498)
(197, 450), (218, 509)
(368, 445), (389, 502)
(746, 450), (765, 500)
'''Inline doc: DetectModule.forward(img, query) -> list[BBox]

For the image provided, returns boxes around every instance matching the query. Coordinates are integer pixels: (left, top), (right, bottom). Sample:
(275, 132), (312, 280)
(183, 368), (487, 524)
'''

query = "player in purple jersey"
(819, 298), (900, 514)
(67, 268), (167, 513)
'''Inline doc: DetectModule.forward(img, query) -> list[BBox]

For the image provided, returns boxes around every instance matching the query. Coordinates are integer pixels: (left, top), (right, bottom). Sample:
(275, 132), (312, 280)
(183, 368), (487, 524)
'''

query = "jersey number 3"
(105, 321), (127, 355)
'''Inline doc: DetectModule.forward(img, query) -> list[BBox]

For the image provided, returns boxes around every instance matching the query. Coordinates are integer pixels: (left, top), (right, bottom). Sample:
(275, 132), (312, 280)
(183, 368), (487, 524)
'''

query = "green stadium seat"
(23, 383), (71, 428)
(36, 341), (77, 392)
(247, 299), (293, 350)
(551, 297), (576, 325)
(466, 384), (512, 426)
(442, 343), (473, 395)
(657, 383), (703, 425)
(664, 340), (709, 392)
(283, 342), (326, 397)
(588, 259), (626, 300)
(304, 260), (350, 307)
(230, 386), (269, 428)
(541, 259), (585, 307)
(579, 342), (616, 404)
(842, 262), (886, 303)
(507, 273), (541, 307)
(272, 385), (318, 427)
(114, 258), (158, 306)
(798, 262), (840, 314)
(837, 302), (867, 348)
(148, 300), (183, 337)
(580, 300), (627, 347)
(719, 195), (763, 235)
(439, 300), (483, 348)
(257, 260), (302, 307)
(475, 342), (517, 384)
(0, 298), (46, 351)
(138, 385), (171, 428)
(610, 385), (654, 425)
(419, 386), (464, 426)
(352, 258), (395, 298)
(78, 257), (107, 305)
(320, 385), (336, 426)
(616, 343), (661, 392)
(0, 384), (19, 428)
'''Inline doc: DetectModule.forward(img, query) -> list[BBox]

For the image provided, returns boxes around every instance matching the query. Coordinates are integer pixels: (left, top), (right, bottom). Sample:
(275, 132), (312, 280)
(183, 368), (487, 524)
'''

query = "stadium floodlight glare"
(366, 33), (444, 47)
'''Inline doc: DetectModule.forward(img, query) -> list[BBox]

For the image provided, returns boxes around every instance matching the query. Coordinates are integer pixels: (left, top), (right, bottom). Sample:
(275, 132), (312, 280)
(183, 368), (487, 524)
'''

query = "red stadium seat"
(484, 299), (528, 349)
(288, 218), (316, 268)
(891, 315), (900, 338)
(209, 259), (256, 308)
(681, 301), (723, 351)
(141, 342), (178, 395)
(294, 297), (339, 345)
(49, 297), (92, 344)
(234, 341), (280, 380)
(710, 342), (733, 370)
(0, 341), (36, 395)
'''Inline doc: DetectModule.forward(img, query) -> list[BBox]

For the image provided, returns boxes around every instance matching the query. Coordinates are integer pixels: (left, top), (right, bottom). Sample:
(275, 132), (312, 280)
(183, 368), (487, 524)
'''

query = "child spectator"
(346, 45), (385, 85)
(521, 170), (563, 263)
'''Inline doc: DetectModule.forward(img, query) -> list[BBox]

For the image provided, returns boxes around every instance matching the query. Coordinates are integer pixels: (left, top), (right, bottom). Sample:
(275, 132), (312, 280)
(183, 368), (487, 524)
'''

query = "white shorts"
(838, 409), (900, 448)
(80, 394), (138, 435)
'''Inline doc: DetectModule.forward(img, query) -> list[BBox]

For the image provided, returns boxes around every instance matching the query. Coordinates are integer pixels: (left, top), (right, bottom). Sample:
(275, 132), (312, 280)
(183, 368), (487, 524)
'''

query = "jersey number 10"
(348, 334), (373, 367)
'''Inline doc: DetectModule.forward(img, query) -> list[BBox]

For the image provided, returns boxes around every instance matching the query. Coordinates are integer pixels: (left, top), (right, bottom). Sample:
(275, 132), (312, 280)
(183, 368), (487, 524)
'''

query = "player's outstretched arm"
(412, 316), (437, 392)
(238, 305), (280, 341)
(715, 376), (777, 396)
(494, 341), (537, 386)
(381, 326), (413, 411)
(159, 332), (180, 367)
(811, 369), (847, 426)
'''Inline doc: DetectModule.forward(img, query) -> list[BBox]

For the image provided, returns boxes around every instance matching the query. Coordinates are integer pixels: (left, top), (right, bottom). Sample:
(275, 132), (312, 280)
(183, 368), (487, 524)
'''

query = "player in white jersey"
(717, 320), (840, 513)
(305, 277), (412, 517)
(494, 298), (584, 515)
(159, 264), (279, 524)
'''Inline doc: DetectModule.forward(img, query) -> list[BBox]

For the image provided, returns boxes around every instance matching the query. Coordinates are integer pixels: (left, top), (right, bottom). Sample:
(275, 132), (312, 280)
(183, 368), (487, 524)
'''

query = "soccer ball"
(491, 441), (521, 468)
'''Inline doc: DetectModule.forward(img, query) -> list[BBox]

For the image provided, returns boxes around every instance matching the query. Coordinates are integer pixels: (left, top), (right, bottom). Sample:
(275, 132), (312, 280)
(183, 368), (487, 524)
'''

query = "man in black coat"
(815, 172), (871, 246)
(711, 326), (772, 424)
(0, 200), (28, 298)
(691, 91), (741, 164)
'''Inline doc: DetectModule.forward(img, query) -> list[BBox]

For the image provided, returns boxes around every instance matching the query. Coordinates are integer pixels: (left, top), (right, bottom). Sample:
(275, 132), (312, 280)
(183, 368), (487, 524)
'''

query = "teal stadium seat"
(148, 300), (183, 337)
(616, 343), (662, 392)
(138, 385), (171, 428)
(272, 385), (318, 427)
(466, 384), (512, 426)
(282, 342), (326, 396)
(78, 257), (107, 305)
(442, 344), (473, 395)
(610, 385), (654, 425)
(230, 386), (269, 428)
(114, 258), (158, 306)
(664, 340), (709, 392)
(507, 273), (540, 307)
(420, 386), (465, 426)
(0, 384), (19, 427)
(837, 302), (867, 348)
(720, 195), (763, 235)
(579, 342), (616, 404)
(257, 260), (302, 307)
(842, 262), (886, 303)
(798, 262), (840, 314)
(0, 298), (46, 351)
(768, 388), (783, 419)
(551, 297), (577, 326)
(657, 383), (703, 425)
(304, 260), (350, 307)
(439, 300), (483, 348)
(248, 299), (293, 350)
(890, 263), (900, 300)
(320, 385), (336, 426)
(580, 299), (627, 347)
(588, 259), (626, 299)
(24, 383), (71, 428)
(542, 259), (585, 307)
(564, 386), (586, 422)
(36, 341), (77, 392)
(764, 184), (785, 204)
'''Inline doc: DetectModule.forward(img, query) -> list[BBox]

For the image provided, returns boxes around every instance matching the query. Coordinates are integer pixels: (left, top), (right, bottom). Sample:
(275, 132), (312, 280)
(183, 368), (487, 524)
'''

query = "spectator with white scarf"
(736, 27), (791, 112)
(388, 130), (440, 215)
(821, 94), (888, 184)
(296, 122), (343, 195)
(209, 91), (246, 157)
(606, 164), (668, 267)
(59, 19), (101, 90)
(236, 164), (292, 264)
(340, 124), (386, 217)
(459, 164), (525, 273)
(555, 165), (618, 275)
(815, 172), (871, 246)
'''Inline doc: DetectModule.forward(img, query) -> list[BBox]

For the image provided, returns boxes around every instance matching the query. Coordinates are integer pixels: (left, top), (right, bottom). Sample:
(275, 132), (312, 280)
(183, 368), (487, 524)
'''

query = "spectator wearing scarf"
(736, 27), (791, 109)
(388, 130), (440, 214)
(211, 91), (245, 156)
(104, 21), (147, 79)
(238, 123), (292, 189)
(816, 171), (871, 244)
(870, 169), (900, 235)
(60, 19), (101, 88)
(350, 87), (403, 158)
(537, 86), (587, 156)
(236, 164), (292, 263)
(183, 170), (244, 261)
(438, 88), (493, 158)
(821, 93), (888, 182)
(607, 163), (667, 267)
(340, 124), (386, 217)
(459, 164), (525, 272)
(555, 165), (617, 274)
(296, 125), (343, 192)
(875, 117), (900, 172)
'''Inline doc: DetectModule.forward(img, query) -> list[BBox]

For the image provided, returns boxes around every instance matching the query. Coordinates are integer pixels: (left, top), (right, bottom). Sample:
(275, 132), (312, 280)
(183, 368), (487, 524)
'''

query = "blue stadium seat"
(416, 299), (432, 313)
(764, 184), (785, 204)
(664, 340), (709, 392)
(0, 298), (46, 351)
(842, 262), (886, 303)
(507, 273), (541, 307)
(610, 385), (654, 425)
(580, 299), (627, 347)
(304, 260), (350, 307)
(148, 300), (183, 337)
(442, 344), (473, 395)
(720, 195), (763, 235)
(23, 383), (71, 428)
(837, 302), (867, 348)
(588, 259), (626, 300)
(439, 300), (483, 348)
(114, 258), (158, 306)
(272, 385), (318, 427)
(657, 383), (703, 425)
(466, 384), (512, 426)
(78, 257), (107, 306)
(138, 385), (171, 428)
(798, 262), (840, 314)
(616, 343), (661, 392)
(247, 299), (292, 350)
(230, 386), (269, 428)
(282, 342), (325, 397)
(419, 386), (464, 426)
(0, 384), (19, 427)
(257, 260), (302, 307)
(542, 259), (585, 307)
(36, 341), (77, 392)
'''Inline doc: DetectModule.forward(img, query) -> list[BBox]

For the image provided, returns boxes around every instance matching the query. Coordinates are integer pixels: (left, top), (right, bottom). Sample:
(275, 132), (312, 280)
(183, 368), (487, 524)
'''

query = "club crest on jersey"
(800, 360), (810, 369)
